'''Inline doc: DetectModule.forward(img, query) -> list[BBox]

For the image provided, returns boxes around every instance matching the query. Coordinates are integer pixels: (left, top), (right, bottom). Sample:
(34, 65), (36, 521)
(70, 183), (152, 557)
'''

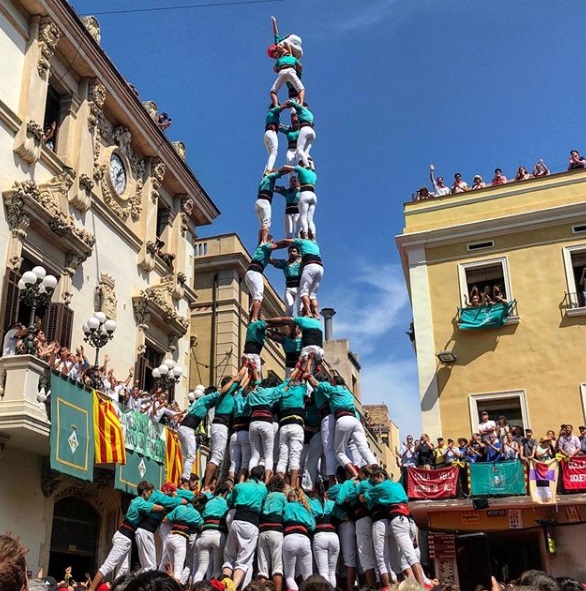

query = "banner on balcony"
(407, 465), (459, 499)
(114, 450), (164, 494)
(528, 458), (558, 504)
(165, 427), (183, 486)
(117, 406), (166, 463)
(469, 460), (526, 496)
(94, 392), (126, 465)
(50, 374), (94, 482)
(561, 456), (586, 491)
(459, 301), (516, 330)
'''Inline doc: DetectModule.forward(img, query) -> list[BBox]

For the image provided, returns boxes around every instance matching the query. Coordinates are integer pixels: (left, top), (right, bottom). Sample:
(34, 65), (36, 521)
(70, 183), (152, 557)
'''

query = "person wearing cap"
(429, 164), (450, 196)
(89, 481), (164, 591)
(263, 104), (282, 174)
(160, 499), (203, 581)
(491, 168), (507, 186)
(471, 175), (486, 190)
(222, 465), (268, 589)
(135, 482), (186, 572)
(478, 411), (496, 443)
(433, 437), (448, 468)
(244, 238), (279, 323)
(270, 245), (301, 314)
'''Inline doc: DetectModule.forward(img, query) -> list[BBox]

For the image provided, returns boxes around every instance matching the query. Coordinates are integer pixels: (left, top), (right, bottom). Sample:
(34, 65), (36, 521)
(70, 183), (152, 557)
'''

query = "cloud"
(327, 0), (402, 33)
(326, 261), (410, 355)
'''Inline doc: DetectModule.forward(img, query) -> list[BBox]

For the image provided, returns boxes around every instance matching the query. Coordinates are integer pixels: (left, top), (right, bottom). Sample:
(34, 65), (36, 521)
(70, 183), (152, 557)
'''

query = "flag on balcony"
(560, 456), (586, 492)
(407, 465), (459, 499)
(117, 406), (166, 463)
(114, 450), (164, 494)
(165, 427), (183, 485)
(528, 458), (558, 504)
(50, 374), (94, 481)
(458, 301), (516, 330)
(469, 460), (526, 496)
(93, 391), (126, 465)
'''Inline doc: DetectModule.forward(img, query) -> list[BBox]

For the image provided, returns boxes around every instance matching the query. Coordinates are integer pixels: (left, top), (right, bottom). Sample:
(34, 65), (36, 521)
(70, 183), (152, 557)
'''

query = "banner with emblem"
(528, 458), (558, 504)
(50, 374), (94, 481)
(114, 450), (164, 494)
(561, 456), (586, 491)
(117, 405), (166, 463)
(469, 460), (526, 496)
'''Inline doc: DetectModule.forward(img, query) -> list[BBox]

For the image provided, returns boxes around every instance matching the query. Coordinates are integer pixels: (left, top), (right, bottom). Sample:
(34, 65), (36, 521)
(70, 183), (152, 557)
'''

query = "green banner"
(469, 460), (526, 496)
(114, 450), (164, 494)
(459, 301), (515, 330)
(117, 405), (166, 463)
(50, 374), (94, 481)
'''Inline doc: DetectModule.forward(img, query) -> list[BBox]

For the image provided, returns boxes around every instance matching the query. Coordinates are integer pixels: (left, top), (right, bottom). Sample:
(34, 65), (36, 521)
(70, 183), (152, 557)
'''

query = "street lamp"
(82, 311), (116, 390)
(17, 266), (58, 355)
(152, 358), (183, 391)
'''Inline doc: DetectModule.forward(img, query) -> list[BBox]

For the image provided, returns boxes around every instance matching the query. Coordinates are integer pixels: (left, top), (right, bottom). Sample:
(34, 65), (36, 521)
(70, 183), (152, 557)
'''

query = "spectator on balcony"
(414, 186), (432, 201)
(468, 433), (485, 462)
(456, 437), (469, 460)
(485, 433), (502, 462)
(511, 425), (524, 443)
(470, 175), (486, 190)
(514, 166), (532, 181)
(429, 164), (450, 196)
(502, 432), (520, 460)
(399, 435), (418, 468)
(492, 285), (509, 305)
(433, 437), (448, 468)
(532, 159), (550, 177)
(520, 429), (537, 461)
(579, 426), (586, 442)
(480, 285), (494, 305)
(557, 424), (582, 458)
(466, 286), (482, 307)
(546, 429), (557, 452)
(103, 367), (133, 402)
(35, 330), (56, 361)
(450, 172), (469, 194)
(535, 436), (554, 461)
(478, 411), (496, 443)
(444, 439), (459, 464)
(2, 322), (25, 357)
(497, 416), (510, 441)
(416, 434), (434, 469)
(491, 168), (507, 186)
(567, 150), (586, 171)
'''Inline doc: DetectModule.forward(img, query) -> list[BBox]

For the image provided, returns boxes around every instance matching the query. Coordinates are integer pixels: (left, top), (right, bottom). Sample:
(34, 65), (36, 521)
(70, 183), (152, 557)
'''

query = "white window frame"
(468, 390), (530, 433)
(579, 384), (586, 424)
(458, 256), (513, 308)
(562, 245), (586, 314)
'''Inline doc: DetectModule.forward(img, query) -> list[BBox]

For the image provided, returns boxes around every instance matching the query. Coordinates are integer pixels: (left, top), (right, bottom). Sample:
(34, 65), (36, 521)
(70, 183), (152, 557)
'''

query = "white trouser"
(295, 126), (316, 167)
(222, 520), (259, 574)
(276, 423), (304, 473)
(372, 518), (392, 576)
(390, 516), (420, 567)
(286, 147), (297, 166)
(244, 269), (264, 302)
(210, 423), (229, 467)
(255, 198), (272, 229)
(320, 414), (337, 476)
(229, 430), (251, 475)
(159, 522), (171, 544)
(356, 516), (376, 572)
(243, 353), (262, 379)
(313, 531), (340, 586)
(194, 529), (224, 581)
(162, 532), (188, 579)
(98, 531), (131, 577)
(271, 67), (304, 96)
(257, 530), (284, 578)
(249, 420), (275, 470)
(298, 263), (323, 300)
(181, 532), (198, 585)
(387, 530), (412, 576)
(272, 421), (280, 470)
(296, 190), (317, 237)
(283, 533), (312, 590)
(284, 286), (298, 315)
(178, 425), (196, 480)
(348, 438), (364, 468)
(335, 415), (377, 467)
(300, 430), (323, 489)
(264, 129), (278, 172)
(339, 521), (357, 568)
(135, 528), (157, 572)
(284, 212), (299, 239)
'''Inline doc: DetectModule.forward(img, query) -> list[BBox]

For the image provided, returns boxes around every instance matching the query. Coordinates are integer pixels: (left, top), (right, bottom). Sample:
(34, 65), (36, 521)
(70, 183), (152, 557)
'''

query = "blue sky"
(70, 0), (586, 439)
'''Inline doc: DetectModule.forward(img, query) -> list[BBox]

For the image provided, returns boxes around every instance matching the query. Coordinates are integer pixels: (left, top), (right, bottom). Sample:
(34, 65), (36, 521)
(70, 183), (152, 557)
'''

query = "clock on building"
(109, 152), (127, 196)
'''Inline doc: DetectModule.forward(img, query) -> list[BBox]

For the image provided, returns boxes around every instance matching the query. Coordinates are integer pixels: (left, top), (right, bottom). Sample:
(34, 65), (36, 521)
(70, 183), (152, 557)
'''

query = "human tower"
(90, 18), (429, 591)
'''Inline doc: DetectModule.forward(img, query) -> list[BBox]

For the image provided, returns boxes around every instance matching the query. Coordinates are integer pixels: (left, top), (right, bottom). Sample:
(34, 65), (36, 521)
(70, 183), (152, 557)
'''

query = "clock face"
(109, 152), (127, 195)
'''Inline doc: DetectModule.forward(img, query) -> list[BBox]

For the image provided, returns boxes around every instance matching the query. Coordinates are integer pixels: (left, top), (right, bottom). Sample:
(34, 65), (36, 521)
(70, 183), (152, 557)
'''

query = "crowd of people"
(412, 149), (586, 200)
(398, 412), (586, 474)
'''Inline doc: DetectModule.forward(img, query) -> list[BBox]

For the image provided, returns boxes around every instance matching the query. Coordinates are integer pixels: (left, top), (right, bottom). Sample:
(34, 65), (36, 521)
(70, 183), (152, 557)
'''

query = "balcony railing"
(563, 292), (586, 316)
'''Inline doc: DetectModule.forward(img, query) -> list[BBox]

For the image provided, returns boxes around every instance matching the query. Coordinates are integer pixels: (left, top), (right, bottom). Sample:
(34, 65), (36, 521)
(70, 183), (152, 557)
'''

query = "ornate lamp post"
(82, 311), (116, 390)
(17, 266), (58, 355)
(152, 358), (183, 391)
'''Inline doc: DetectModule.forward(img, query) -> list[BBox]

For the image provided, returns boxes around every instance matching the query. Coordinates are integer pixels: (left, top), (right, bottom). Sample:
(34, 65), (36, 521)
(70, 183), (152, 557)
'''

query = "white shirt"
(479, 419), (497, 442)
(2, 329), (19, 357)
(432, 183), (450, 196)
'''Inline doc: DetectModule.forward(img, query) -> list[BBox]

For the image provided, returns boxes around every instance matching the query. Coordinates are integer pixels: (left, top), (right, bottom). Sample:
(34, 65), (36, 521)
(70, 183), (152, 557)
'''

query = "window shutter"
(44, 303), (74, 348)
(60, 305), (74, 349)
(135, 355), (147, 390)
(1, 269), (21, 337)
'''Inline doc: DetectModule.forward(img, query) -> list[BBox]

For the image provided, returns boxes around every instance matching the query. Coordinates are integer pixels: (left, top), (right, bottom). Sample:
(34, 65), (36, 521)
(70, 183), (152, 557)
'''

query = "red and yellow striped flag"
(165, 427), (183, 485)
(93, 391), (126, 465)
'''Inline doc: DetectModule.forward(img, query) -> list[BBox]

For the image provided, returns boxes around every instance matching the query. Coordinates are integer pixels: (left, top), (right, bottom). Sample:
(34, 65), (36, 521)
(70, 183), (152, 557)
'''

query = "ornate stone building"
(0, 0), (219, 575)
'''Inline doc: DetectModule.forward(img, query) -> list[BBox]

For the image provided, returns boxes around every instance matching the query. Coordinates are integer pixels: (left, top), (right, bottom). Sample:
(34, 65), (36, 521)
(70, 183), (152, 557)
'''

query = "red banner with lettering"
(561, 456), (586, 491)
(407, 465), (459, 499)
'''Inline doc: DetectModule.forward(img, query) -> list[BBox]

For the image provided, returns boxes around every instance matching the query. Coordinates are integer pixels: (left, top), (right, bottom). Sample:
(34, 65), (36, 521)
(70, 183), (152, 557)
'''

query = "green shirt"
(202, 496), (229, 520)
(314, 382), (356, 415)
(276, 55), (298, 69)
(274, 185), (301, 206)
(246, 320), (267, 345)
(231, 479), (268, 511)
(272, 259), (301, 280)
(166, 505), (203, 528)
(215, 382), (238, 416)
(289, 102), (314, 126)
(278, 380), (307, 412)
(232, 388), (250, 420)
(250, 243), (274, 270)
(293, 238), (321, 259)
(364, 480), (407, 509)
(125, 496), (155, 526)
(266, 106), (281, 126)
(279, 126), (299, 146)
(294, 166), (317, 187)
(258, 171), (281, 196)
(188, 390), (220, 421)
(284, 501), (315, 530)
(262, 491), (288, 516)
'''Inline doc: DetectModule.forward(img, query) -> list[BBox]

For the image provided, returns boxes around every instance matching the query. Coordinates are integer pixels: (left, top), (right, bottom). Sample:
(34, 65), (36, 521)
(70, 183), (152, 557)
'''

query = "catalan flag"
(93, 391), (126, 465)
(165, 427), (183, 485)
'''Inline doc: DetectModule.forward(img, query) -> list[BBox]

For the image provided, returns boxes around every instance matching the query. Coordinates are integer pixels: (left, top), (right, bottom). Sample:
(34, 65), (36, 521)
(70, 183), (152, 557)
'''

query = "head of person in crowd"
(480, 411), (490, 422)
(472, 174), (485, 188)
(453, 172), (463, 183)
(288, 244), (300, 263)
(416, 186), (431, 200)
(519, 570), (560, 591)
(547, 429), (556, 441)
(250, 465), (265, 482)
(406, 434), (414, 446)
(498, 415), (508, 427)
(299, 575), (335, 591)
(267, 474), (286, 493)
(579, 426), (586, 439)
(111, 573), (137, 591)
(243, 580), (266, 591)
(0, 533), (28, 591)
(398, 579), (424, 591)
(493, 168), (505, 180)
(288, 487), (310, 511)
(555, 577), (584, 591)
(123, 571), (182, 591)
(437, 436), (445, 448)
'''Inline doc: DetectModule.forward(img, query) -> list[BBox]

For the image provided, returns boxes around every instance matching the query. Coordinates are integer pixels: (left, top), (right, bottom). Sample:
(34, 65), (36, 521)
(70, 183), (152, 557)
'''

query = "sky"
(69, 0), (586, 440)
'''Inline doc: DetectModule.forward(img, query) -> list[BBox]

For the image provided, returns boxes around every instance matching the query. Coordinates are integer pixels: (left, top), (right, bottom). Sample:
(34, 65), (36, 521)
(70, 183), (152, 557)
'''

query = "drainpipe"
(210, 273), (219, 386)
(320, 307), (336, 341)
